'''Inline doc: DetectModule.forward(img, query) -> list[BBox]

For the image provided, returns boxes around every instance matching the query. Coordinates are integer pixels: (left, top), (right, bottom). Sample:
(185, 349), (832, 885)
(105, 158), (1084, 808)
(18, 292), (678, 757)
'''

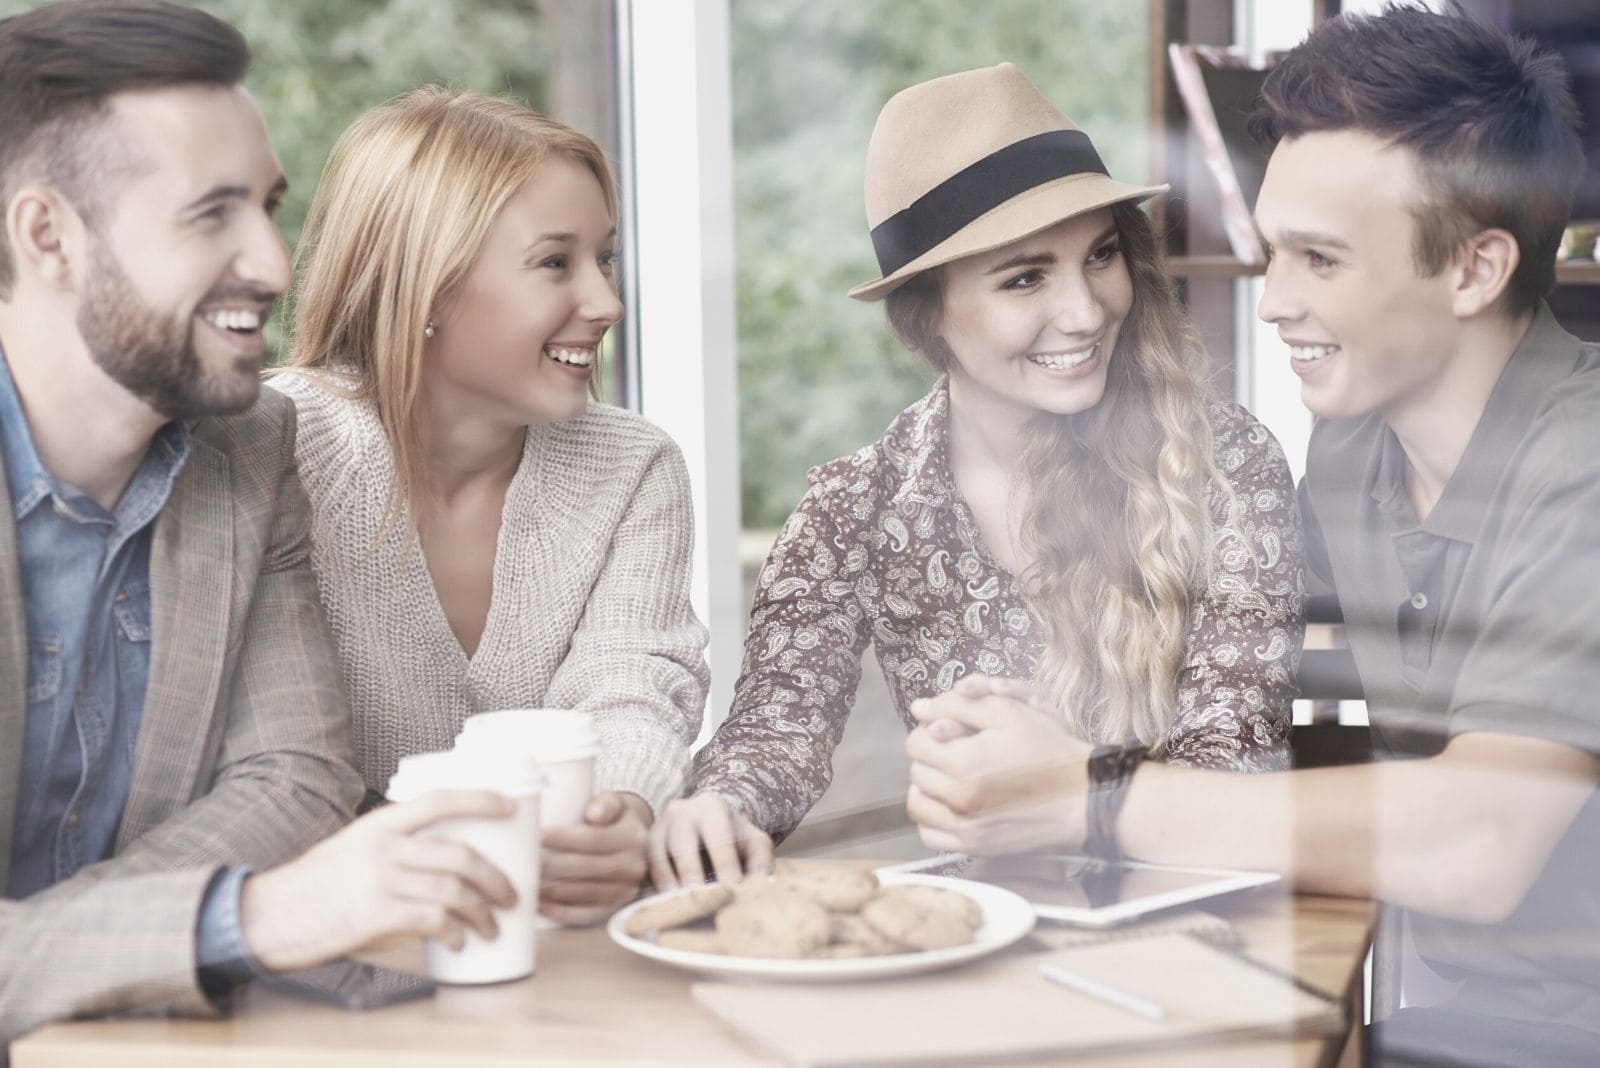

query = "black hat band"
(869, 129), (1108, 278)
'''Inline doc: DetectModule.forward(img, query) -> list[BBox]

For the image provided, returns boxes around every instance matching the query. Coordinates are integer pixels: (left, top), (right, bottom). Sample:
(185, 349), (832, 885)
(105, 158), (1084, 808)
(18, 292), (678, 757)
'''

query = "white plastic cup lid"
(455, 709), (599, 761)
(387, 748), (547, 803)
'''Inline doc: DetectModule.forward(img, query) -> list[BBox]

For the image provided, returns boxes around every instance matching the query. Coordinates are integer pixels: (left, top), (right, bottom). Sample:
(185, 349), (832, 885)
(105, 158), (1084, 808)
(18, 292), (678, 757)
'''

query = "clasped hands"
(905, 675), (1094, 856)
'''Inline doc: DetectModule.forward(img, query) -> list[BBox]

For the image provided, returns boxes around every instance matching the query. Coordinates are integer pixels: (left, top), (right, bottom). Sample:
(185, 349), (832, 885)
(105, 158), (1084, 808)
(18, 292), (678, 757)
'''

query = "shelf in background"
(1167, 255), (1264, 280)
(1557, 261), (1600, 285)
(1169, 256), (1600, 285)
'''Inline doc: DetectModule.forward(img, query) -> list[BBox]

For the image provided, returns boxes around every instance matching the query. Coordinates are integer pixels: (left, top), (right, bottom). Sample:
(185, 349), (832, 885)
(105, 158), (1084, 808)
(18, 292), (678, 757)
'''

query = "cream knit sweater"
(269, 370), (709, 813)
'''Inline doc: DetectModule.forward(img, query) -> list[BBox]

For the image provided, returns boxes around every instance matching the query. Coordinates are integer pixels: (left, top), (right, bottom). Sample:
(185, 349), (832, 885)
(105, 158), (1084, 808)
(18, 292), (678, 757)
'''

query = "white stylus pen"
(1038, 961), (1168, 1022)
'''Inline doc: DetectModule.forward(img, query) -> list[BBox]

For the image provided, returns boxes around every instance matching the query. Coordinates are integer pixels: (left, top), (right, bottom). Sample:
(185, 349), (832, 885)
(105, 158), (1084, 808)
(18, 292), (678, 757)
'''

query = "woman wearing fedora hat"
(649, 63), (1302, 885)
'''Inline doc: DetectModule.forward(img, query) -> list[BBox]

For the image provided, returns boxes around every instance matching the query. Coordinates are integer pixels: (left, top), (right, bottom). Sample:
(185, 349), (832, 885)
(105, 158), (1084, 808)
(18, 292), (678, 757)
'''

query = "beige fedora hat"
(849, 62), (1167, 302)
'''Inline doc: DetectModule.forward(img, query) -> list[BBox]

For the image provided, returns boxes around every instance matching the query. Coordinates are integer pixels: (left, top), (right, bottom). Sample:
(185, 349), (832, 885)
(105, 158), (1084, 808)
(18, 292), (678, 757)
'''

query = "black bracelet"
(1082, 744), (1146, 862)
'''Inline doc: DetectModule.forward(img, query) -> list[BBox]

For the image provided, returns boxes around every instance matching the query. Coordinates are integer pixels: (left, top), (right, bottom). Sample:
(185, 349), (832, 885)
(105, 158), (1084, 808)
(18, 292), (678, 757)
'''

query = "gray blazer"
(0, 388), (363, 1042)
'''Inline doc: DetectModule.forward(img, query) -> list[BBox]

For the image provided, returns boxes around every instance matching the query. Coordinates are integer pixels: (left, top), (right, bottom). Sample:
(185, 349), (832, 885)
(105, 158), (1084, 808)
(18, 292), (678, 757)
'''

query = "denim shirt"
(0, 353), (188, 899)
(0, 353), (262, 987)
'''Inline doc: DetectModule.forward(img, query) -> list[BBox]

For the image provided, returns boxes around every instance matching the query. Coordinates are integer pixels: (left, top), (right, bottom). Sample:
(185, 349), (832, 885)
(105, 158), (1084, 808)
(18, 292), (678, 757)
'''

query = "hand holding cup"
(239, 789), (519, 976)
(539, 790), (655, 926)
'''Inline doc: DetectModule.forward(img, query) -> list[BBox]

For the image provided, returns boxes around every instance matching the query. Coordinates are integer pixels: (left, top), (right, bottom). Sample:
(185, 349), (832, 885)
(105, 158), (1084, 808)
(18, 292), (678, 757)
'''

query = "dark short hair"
(1250, 2), (1583, 315)
(0, 0), (250, 295)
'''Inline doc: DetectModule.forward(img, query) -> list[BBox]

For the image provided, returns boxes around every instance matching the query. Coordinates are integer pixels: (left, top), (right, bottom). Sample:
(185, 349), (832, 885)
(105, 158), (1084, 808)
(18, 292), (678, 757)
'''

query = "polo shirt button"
(1410, 593), (1429, 610)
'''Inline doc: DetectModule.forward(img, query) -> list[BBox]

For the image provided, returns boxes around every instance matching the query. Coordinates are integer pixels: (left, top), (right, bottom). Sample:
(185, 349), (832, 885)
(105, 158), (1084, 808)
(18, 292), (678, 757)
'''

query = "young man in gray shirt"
(908, 6), (1598, 1064)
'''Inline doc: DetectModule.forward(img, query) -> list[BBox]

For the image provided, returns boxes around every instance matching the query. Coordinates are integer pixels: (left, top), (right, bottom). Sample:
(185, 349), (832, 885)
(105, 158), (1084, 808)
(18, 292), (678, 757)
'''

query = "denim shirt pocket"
(113, 580), (153, 644)
(113, 579), (154, 763)
(26, 635), (63, 706)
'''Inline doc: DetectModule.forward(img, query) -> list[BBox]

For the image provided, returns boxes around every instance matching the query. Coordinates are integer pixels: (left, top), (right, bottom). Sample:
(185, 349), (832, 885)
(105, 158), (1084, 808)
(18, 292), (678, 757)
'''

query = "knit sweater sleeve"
(542, 430), (710, 815)
(261, 371), (373, 520)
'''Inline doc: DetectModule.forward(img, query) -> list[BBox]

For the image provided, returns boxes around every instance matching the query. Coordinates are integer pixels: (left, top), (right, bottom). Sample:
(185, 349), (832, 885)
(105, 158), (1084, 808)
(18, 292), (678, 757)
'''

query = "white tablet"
(878, 853), (1281, 927)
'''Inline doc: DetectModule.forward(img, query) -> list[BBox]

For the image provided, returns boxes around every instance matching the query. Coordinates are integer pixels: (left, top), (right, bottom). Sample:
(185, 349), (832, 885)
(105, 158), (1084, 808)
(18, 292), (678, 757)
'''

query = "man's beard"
(76, 241), (265, 420)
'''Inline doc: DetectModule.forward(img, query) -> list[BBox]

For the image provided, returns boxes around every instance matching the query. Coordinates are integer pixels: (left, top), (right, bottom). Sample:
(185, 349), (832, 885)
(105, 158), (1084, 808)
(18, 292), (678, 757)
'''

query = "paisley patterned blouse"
(691, 380), (1304, 838)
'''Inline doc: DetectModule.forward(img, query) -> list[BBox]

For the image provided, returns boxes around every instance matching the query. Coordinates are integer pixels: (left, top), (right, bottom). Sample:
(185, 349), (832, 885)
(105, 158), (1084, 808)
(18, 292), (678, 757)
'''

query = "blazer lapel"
(0, 455), (24, 890)
(118, 436), (233, 848)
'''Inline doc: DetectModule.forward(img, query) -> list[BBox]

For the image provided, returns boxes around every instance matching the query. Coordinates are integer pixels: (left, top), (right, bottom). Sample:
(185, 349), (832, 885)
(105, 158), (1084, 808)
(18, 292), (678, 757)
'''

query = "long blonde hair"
(279, 85), (618, 535)
(886, 202), (1235, 753)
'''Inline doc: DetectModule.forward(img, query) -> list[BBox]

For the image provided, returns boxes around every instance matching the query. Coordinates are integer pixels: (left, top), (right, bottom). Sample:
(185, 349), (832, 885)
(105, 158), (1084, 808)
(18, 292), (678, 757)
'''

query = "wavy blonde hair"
(886, 202), (1235, 753)
(277, 85), (617, 536)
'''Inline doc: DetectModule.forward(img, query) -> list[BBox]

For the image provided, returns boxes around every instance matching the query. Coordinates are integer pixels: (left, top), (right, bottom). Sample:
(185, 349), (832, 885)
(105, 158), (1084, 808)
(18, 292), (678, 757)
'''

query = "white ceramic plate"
(607, 872), (1035, 983)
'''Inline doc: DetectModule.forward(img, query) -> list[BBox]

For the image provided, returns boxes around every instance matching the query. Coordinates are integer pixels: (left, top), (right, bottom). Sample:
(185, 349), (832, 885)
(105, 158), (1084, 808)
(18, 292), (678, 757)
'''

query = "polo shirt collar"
(1373, 304), (1584, 544)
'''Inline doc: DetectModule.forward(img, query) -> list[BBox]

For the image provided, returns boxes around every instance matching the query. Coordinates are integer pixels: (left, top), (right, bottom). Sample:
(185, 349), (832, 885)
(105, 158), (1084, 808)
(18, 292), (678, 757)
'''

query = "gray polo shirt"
(1301, 305), (1600, 1029)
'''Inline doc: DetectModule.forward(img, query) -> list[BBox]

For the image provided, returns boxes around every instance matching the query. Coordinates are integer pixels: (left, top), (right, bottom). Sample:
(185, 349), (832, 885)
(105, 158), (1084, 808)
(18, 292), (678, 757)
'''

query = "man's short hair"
(1250, 2), (1583, 316)
(0, 0), (250, 296)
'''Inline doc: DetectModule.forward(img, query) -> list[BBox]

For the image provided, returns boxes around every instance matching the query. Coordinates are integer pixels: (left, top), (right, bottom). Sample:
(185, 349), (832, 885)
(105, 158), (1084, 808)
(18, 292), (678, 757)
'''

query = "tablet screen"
(882, 854), (1279, 926)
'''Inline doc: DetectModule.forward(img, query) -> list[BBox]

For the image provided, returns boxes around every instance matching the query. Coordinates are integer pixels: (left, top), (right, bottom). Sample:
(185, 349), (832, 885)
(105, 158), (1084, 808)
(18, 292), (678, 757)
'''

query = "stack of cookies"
(624, 862), (983, 959)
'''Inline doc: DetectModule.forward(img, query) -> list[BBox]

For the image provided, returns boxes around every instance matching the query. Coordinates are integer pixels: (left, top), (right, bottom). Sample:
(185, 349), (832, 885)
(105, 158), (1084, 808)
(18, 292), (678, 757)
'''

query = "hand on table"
(647, 791), (774, 890)
(538, 791), (653, 926)
(240, 790), (519, 972)
(905, 675), (1093, 856)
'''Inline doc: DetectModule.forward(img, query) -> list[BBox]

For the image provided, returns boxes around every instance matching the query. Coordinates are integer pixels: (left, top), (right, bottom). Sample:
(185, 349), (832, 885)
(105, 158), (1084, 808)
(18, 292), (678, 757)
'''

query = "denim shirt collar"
(0, 350), (54, 520)
(0, 348), (190, 526)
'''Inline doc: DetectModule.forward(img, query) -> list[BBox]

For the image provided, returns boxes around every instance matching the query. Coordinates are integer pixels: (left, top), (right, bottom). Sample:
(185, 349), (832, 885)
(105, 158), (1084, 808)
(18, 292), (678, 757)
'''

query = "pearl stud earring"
(424, 321), (435, 339)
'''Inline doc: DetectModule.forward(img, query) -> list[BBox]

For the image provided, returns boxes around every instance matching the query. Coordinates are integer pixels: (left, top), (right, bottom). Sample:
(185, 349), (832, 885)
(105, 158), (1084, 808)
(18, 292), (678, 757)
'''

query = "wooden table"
(11, 888), (1374, 1067)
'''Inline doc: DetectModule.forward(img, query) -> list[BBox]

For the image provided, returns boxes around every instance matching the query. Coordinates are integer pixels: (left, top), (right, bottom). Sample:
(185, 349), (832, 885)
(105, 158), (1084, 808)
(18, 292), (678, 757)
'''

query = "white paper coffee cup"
(454, 709), (598, 828)
(387, 750), (546, 984)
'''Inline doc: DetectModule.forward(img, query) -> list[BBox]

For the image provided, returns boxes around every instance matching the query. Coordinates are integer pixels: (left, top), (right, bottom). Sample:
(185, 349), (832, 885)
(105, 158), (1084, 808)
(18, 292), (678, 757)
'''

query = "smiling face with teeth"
(424, 158), (621, 429)
(1255, 130), (1468, 424)
(73, 85), (290, 420)
(935, 208), (1130, 427)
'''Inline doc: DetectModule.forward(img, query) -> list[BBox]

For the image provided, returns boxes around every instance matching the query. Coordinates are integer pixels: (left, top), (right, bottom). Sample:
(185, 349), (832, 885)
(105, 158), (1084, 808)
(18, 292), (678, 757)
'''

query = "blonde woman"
(270, 87), (708, 924)
(651, 64), (1302, 885)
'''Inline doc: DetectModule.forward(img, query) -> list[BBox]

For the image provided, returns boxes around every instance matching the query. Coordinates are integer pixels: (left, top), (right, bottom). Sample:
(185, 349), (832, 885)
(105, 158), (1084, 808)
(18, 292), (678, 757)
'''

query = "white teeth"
(546, 345), (594, 367)
(1027, 343), (1097, 371)
(203, 309), (261, 332)
(1290, 344), (1338, 361)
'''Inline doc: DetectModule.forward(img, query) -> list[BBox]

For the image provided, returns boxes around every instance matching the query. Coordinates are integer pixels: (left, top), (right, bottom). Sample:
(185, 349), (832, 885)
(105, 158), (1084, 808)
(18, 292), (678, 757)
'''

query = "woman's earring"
(424, 320), (435, 339)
